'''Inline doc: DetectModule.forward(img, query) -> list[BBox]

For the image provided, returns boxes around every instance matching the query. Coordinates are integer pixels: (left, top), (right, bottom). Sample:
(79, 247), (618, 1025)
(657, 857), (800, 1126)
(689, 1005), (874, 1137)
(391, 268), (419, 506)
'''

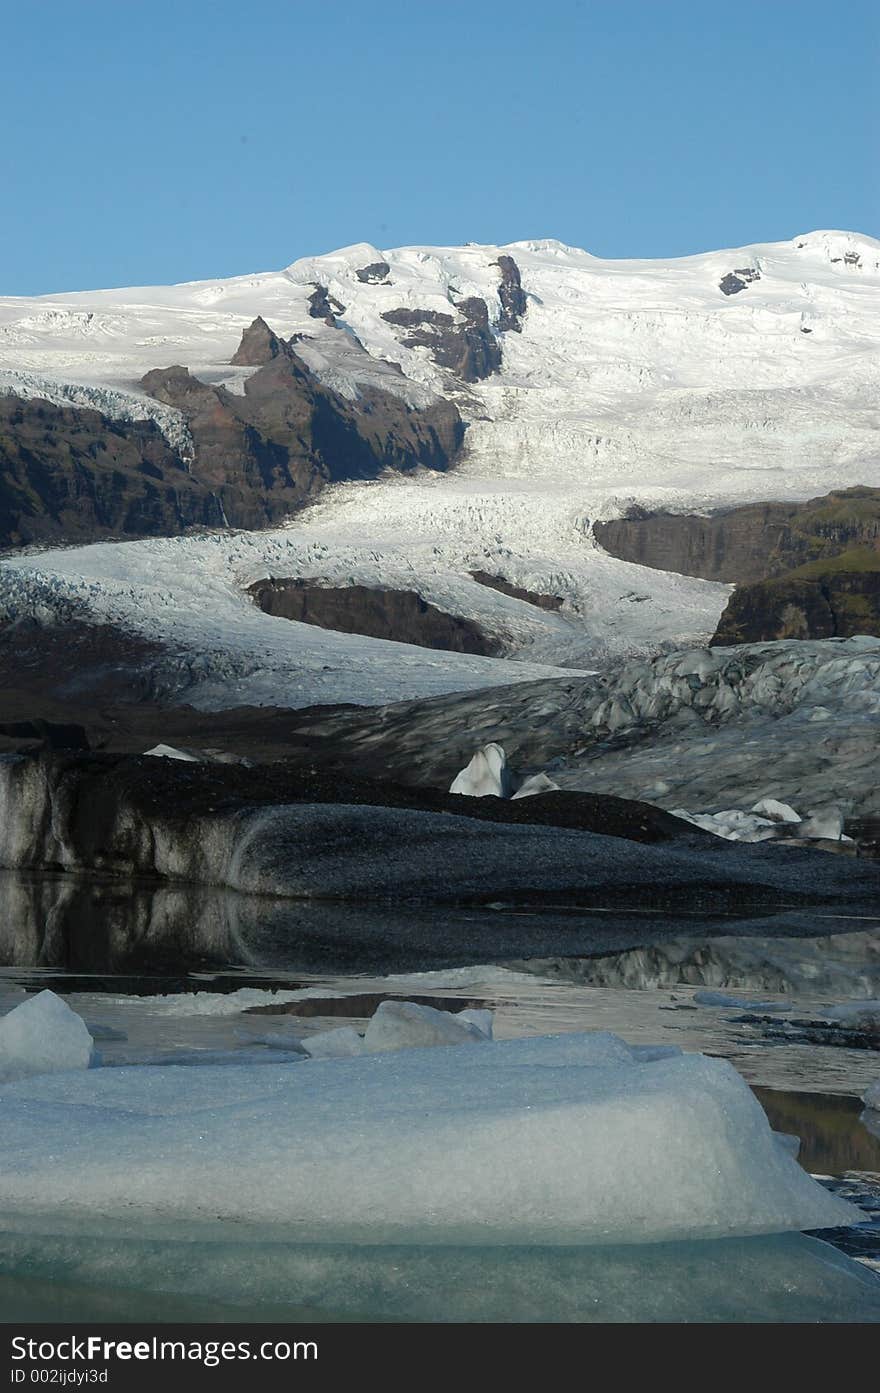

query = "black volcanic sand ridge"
(4, 750), (880, 917)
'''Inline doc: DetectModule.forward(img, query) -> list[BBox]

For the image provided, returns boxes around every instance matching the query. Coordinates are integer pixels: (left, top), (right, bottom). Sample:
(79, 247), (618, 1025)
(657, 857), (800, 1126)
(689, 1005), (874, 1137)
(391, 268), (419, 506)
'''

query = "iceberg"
(0, 1033), (859, 1245)
(362, 1000), (490, 1053)
(449, 743), (511, 797)
(0, 990), (94, 1083)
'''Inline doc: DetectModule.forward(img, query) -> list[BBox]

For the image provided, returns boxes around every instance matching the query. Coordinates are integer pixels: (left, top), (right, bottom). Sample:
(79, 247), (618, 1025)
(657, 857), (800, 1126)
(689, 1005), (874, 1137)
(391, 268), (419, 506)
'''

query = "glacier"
(1, 229), (878, 701)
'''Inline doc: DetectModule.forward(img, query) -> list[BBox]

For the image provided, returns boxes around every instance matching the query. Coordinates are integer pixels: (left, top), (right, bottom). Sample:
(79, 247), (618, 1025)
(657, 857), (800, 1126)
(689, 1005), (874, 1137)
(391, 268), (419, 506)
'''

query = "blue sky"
(2, 0), (877, 293)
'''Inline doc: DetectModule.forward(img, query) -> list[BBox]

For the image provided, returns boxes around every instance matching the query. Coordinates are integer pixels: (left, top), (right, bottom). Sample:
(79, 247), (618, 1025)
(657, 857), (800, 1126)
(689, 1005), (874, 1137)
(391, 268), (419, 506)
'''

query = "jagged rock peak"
(494, 254), (527, 332)
(230, 316), (292, 366)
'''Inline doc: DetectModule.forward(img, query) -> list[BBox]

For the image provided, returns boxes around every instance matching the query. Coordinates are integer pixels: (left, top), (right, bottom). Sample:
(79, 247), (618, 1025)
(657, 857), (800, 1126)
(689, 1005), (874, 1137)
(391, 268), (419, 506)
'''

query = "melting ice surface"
(0, 1027), (859, 1244)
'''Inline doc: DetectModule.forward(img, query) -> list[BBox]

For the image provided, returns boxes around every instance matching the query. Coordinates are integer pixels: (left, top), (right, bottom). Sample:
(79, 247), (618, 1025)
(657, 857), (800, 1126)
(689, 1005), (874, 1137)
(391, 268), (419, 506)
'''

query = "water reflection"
(3, 869), (879, 979)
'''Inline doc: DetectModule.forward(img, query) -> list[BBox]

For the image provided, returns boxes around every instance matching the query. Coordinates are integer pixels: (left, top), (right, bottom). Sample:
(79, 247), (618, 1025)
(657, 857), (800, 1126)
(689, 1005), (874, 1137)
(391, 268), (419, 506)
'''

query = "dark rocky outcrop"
(381, 297), (502, 382)
(229, 315), (293, 366)
(249, 579), (497, 654)
(494, 255), (527, 332)
(470, 570), (562, 610)
(596, 489), (880, 644)
(0, 396), (225, 548)
(307, 284), (345, 324)
(142, 349), (464, 531)
(720, 267), (761, 296)
(355, 261), (391, 284)
(712, 549), (880, 644)
(0, 321), (464, 548)
(594, 488), (880, 585)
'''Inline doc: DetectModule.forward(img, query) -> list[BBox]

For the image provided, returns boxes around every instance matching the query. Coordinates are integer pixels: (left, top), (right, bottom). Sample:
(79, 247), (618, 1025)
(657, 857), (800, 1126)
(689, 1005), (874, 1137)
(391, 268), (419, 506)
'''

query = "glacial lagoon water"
(1, 870), (879, 1322)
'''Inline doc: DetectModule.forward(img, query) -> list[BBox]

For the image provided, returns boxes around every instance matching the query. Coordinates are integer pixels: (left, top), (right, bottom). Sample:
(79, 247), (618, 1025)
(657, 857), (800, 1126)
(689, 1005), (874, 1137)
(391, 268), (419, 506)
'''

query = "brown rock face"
(142, 347), (464, 531)
(596, 488), (880, 646)
(0, 396), (224, 548)
(594, 489), (880, 584)
(307, 285), (345, 324)
(230, 316), (292, 365)
(470, 571), (562, 610)
(249, 579), (498, 655)
(494, 255), (527, 332)
(355, 261), (391, 284)
(0, 321), (464, 549)
(381, 297), (502, 382)
(712, 554), (880, 644)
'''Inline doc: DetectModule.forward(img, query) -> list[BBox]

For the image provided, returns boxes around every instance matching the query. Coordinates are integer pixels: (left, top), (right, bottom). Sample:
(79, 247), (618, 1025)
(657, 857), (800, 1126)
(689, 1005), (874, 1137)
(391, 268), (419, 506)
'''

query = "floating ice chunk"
(0, 990), (94, 1082)
(302, 1027), (366, 1059)
(863, 1078), (880, 1110)
(670, 808), (777, 842)
(512, 772), (561, 800)
(363, 1000), (489, 1053)
(449, 743), (511, 798)
(751, 798), (801, 824)
(800, 806), (845, 841)
(455, 1008), (494, 1040)
(127, 988), (345, 1017)
(0, 1039), (859, 1243)
(693, 990), (787, 1012)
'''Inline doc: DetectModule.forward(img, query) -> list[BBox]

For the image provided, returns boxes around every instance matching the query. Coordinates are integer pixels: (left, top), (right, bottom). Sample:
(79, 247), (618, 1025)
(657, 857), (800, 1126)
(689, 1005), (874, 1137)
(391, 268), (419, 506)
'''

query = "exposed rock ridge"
(249, 579), (497, 655)
(494, 255), (527, 332)
(0, 320), (464, 547)
(594, 488), (880, 585)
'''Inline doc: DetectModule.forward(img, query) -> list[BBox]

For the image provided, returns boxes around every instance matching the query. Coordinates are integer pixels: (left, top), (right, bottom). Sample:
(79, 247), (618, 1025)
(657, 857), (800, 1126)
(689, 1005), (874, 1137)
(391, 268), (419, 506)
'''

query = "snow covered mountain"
(1, 229), (878, 707)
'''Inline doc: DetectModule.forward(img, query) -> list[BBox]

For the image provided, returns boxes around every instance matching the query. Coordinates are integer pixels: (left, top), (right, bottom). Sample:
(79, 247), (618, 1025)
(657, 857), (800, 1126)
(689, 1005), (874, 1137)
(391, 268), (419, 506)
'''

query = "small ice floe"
(799, 806), (845, 841)
(300, 1000), (495, 1059)
(671, 798), (849, 844)
(362, 1000), (492, 1053)
(0, 990), (95, 1082)
(693, 990), (789, 1013)
(449, 744), (559, 800)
